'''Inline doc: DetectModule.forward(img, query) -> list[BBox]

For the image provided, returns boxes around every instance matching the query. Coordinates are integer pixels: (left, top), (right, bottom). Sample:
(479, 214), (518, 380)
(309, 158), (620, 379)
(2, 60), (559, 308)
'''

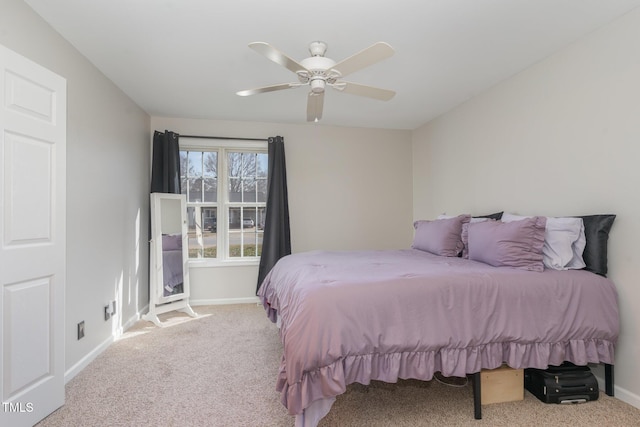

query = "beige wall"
(412, 8), (640, 408)
(1, 0), (151, 377)
(151, 117), (414, 301)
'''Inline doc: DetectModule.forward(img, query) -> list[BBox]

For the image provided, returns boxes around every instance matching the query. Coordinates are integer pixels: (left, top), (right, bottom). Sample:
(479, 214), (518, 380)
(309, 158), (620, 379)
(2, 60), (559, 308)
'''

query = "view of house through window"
(180, 146), (267, 260)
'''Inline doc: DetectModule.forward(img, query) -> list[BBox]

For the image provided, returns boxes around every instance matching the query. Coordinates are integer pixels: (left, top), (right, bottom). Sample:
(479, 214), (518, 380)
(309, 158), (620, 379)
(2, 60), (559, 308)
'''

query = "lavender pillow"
(501, 213), (586, 270)
(460, 218), (492, 259)
(412, 214), (471, 257)
(465, 216), (547, 271)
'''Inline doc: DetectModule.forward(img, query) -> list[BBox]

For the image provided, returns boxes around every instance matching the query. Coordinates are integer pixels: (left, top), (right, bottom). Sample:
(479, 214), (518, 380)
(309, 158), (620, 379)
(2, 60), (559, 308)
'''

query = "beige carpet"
(37, 304), (640, 426)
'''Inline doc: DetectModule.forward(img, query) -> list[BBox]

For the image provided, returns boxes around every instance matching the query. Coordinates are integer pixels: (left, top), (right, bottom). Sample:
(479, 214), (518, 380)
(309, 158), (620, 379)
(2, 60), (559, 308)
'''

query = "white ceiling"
(24, 0), (640, 130)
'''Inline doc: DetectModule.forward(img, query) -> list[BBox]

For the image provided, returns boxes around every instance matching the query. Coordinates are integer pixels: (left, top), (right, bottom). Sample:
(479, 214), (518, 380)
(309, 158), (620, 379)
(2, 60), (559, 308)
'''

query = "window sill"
(187, 258), (260, 268)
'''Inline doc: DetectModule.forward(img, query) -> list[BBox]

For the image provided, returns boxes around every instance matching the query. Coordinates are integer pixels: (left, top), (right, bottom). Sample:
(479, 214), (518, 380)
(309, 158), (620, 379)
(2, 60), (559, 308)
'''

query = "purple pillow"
(460, 218), (494, 258)
(412, 214), (470, 256)
(465, 216), (547, 271)
(162, 234), (182, 251)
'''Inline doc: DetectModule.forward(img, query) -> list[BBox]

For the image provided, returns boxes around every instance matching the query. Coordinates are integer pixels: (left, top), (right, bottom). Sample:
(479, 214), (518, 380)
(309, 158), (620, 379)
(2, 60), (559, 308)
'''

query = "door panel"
(0, 43), (66, 427)
(4, 70), (57, 123)
(3, 132), (53, 244)
(3, 278), (52, 396)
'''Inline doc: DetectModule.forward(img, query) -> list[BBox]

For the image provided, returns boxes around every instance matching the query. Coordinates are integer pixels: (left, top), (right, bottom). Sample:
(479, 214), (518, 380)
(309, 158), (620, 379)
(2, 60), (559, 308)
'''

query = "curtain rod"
(179, 134), (268, 142)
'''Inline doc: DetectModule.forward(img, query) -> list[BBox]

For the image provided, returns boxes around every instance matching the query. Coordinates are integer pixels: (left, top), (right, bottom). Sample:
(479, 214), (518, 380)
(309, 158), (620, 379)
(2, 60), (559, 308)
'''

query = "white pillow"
(438, 214), (488, 223)
(565, 220), (586, 269)
(501, 213), (586, 270)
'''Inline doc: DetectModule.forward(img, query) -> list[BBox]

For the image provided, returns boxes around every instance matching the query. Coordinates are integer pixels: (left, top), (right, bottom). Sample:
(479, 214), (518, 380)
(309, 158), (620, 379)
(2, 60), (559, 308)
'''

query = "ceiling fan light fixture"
(310, 77), (325, 93)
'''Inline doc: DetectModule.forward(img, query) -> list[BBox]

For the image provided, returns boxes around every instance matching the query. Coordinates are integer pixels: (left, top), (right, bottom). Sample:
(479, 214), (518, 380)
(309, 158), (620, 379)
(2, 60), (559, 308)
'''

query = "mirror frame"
(150, 192), (190, 304)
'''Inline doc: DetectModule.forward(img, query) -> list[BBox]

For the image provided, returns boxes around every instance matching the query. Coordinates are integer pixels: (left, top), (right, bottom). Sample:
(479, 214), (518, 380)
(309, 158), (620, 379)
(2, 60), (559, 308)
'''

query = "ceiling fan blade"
(236, 83), (299, 97)
(334, 81), (395, 101)
(307, 92), (324, 122)
(332, 42), (394, 78)
(249, 42), (310, 75)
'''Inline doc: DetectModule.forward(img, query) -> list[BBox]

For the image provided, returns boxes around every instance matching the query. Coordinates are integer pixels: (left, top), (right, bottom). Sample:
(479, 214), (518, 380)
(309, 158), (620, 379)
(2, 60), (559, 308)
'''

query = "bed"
(257, 214), (619, 426)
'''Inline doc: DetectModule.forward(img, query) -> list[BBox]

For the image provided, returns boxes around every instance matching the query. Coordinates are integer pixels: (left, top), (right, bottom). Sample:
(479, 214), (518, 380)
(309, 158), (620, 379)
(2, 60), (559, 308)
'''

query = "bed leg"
(472, 372), (482, 419)
(605, 363), (614, 396)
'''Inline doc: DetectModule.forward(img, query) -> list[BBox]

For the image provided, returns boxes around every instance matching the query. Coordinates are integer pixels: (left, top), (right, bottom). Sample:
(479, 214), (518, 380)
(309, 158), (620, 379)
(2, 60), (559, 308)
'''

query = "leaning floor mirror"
(143, 192), (196, 327)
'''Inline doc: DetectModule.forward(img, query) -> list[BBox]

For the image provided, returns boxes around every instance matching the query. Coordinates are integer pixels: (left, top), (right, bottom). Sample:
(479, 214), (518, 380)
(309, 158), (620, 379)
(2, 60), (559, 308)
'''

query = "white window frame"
(180, 137), (267, 267)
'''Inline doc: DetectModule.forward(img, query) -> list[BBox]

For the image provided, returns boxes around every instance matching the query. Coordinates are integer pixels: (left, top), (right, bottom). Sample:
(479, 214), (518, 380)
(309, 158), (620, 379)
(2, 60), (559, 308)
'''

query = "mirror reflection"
(160, 197), (184, 296)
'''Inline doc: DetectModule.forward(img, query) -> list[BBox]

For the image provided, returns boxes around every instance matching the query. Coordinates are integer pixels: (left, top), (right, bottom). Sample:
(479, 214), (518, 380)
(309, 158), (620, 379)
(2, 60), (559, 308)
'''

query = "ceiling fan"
(236, 41), (396, 122)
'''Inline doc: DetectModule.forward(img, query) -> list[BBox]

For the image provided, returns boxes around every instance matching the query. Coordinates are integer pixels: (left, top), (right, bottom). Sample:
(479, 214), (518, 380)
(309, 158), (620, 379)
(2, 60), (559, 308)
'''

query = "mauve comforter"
(258, 249), (619, 416)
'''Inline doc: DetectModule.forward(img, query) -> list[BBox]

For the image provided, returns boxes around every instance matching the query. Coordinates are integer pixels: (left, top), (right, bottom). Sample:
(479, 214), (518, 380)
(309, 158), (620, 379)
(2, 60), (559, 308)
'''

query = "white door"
(0, 44), (66, 426)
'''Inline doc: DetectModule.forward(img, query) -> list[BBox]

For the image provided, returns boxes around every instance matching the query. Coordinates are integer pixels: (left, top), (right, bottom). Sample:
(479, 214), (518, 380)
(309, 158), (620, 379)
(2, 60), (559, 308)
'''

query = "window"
(180, 139), (267, 262)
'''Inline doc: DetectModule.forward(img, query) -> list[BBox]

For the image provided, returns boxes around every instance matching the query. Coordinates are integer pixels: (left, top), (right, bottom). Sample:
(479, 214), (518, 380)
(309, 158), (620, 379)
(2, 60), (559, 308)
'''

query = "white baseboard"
(190, 296), (260, 306)
(614, 385), (640, 410)
(595, 374), (640, 410)
(64, 304), (150, 384)
(64, 335), (113, 383)
(122, 304), (148, 331)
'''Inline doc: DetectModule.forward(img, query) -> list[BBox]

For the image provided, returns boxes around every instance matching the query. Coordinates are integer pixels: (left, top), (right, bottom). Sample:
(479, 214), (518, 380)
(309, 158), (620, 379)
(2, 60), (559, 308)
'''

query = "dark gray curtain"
(257, 136), (291, 292)
(149, 130), (180, 243)
(151, 130), (181, 194)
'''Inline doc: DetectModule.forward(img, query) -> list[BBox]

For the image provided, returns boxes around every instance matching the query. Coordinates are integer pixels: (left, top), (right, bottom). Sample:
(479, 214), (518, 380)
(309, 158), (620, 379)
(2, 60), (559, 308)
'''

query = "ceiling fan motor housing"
(299, 56), (339, 92)
(300, 56), (337, 73)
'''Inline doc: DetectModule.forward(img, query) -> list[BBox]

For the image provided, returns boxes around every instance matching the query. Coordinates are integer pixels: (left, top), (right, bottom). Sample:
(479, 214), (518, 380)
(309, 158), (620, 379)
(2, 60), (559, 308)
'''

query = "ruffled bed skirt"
(278, 339), (615, 416)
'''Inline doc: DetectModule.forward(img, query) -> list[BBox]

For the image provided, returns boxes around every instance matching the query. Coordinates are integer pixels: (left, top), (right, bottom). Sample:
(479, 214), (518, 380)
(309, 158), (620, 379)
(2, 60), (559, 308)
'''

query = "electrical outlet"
(104, 304), (111, 321)
(77, 321), (85, 340)
(111, 300), (116, 316)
